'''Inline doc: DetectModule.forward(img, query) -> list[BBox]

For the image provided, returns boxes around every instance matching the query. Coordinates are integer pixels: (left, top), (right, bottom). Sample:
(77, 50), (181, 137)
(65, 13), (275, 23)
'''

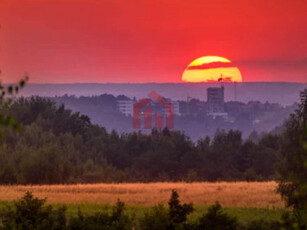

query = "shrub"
(140, 204), (170, 230)
(69, 199), (132, 230)
(0, 191), (66, 230)
(239, 220), (281, 230)
(140, 190), (194, 230)
(197, 202), (238, 230)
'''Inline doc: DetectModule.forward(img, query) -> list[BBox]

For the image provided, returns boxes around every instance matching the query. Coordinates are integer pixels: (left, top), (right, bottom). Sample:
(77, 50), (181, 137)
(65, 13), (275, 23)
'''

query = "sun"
(182, 56), (242, 82)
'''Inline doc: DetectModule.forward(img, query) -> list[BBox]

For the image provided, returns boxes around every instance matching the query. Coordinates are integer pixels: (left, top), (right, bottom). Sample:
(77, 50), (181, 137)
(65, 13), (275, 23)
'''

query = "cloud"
(186, 58), (307, 71)
(186, 62), (236, 70)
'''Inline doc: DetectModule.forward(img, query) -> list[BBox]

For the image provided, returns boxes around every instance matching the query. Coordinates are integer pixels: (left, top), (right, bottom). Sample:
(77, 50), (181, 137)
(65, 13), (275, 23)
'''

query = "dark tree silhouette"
(0, 71), (28, 134)
(278, 89), (307, 229)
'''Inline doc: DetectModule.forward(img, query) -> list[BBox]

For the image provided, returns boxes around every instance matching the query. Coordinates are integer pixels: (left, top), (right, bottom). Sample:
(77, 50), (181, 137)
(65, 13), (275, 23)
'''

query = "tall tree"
(278, 89), (307, 229)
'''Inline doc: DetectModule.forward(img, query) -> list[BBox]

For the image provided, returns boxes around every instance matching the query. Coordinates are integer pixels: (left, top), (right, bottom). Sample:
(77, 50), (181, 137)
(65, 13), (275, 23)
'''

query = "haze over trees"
(51, 93), (296, 141)
(0, 96), (287, 184)
(18, 82), (307, 106)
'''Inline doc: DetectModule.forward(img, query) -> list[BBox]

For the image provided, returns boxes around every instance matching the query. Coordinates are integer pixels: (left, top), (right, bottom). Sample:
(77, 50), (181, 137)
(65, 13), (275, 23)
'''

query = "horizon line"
(3, 81), (307, 85)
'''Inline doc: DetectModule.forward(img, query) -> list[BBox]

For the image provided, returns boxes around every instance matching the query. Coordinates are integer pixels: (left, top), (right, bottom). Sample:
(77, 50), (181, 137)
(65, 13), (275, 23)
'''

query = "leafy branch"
(0, 72), (28, 131)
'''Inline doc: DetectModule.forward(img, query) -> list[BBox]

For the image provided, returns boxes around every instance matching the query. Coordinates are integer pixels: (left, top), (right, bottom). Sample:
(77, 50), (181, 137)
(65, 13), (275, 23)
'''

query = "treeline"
(0, 97), (281, 184)
(0, 191), (294, 230)
(51, 94), (296, 141)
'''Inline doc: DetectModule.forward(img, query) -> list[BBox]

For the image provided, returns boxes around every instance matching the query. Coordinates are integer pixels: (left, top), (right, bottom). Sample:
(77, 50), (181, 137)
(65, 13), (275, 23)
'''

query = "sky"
(0, 0), (306, 83)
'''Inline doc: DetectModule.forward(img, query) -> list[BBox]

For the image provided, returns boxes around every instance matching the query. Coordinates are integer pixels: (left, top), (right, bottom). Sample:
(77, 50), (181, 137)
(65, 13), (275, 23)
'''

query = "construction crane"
(217, 74), (238, 101)
(217, 74), (232, 87)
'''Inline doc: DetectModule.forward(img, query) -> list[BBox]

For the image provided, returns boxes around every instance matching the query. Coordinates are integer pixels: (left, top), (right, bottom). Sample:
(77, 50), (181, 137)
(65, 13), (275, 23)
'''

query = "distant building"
(117, 98), (180, 117)
(166, 99), (180, 116)
(207, 86), (228, 118)
(117, 99), (134, 116)
(148, 98), (181, 117)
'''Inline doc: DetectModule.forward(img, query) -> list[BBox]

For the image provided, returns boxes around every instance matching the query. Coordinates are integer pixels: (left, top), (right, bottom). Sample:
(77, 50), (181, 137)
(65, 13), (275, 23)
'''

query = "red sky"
(0, 0), (306, 83)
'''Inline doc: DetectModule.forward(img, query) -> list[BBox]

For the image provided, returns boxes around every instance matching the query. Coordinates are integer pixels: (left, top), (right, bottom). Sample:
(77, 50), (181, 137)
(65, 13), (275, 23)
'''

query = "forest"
(0, 96), (283, 184)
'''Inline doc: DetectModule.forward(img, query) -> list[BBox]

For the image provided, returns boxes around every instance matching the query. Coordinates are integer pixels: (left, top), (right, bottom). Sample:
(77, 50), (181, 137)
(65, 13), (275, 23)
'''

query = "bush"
(197, 202), (238, 230)
(239, 220), (281, 230)
(0, 191), (66, 230)
(140, 204), (170, 230)
(141, 192), (241, 230)
(69, 199), (132, 230)
(140, 190), (193, 230)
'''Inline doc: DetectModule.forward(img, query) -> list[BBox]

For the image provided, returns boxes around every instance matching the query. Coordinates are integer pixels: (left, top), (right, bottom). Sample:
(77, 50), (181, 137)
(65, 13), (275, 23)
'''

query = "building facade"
(117, 98), (180, 117)
(117, 100), (134, 116)
(207, 86), (228, 118)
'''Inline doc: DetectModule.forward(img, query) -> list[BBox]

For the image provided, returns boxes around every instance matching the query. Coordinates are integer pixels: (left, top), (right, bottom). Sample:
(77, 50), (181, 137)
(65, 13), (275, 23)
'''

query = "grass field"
(0, 182), (287, 225)
(0, 181), (283, 207)
(0, 201), (286, 225)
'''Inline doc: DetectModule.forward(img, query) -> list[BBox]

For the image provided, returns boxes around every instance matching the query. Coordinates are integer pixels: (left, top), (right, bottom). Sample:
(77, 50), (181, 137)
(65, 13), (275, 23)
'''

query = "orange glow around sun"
(182, 56), (242, 82)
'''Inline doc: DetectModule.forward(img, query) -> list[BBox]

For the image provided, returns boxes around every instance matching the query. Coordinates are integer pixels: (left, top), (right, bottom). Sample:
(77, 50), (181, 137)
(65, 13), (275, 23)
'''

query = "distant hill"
(19, 82), (306, 106)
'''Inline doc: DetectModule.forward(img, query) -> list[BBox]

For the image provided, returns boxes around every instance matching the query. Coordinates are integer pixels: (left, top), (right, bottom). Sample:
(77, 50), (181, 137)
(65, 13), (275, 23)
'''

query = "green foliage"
(197, 202), (238, 230)
(0, 192), (131, 230)
(0, 76), (28, 135)
(168, 190), (194, 227)
(141, 191), (240, 230)
(69, 199), (132, 230)
(140, 205), (170, 230)
(0, 164), (17, 184)
(140, 190), (194, 230)
(0, 191), (66, 230)
(239, 219), (281, 230)
(277, 89), (307, 229)
(0, 191), (291, 230)
(0, 96), (284, 184)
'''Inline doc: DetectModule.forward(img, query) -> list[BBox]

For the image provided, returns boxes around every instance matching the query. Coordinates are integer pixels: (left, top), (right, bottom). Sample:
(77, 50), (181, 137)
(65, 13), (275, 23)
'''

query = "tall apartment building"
(207, 86), (228, 118)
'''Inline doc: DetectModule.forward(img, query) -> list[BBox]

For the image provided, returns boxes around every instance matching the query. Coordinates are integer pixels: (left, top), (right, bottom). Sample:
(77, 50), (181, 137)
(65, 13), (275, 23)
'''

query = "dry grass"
(0, 182), (283, 207)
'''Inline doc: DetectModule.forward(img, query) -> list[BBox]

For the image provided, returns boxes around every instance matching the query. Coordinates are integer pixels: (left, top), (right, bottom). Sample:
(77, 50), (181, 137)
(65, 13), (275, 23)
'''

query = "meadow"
(0, 182), (287, 225)
(0, 182), (283, 207)
(0, 201), (286, 225)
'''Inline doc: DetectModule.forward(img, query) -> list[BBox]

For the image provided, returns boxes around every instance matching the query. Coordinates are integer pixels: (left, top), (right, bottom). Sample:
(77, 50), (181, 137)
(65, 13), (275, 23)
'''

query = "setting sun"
(182, 56), (242, 82)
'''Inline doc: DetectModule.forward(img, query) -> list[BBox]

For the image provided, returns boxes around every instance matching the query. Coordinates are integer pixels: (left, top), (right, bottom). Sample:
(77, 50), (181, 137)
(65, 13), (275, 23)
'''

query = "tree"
(168, 190), (194, 228)
(277, 89), (307, 229)
(140, 190), (193, 230)
(0, 164), (17, 184)
(197, 202), (238, 230)
(0, 73), (28, 136)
